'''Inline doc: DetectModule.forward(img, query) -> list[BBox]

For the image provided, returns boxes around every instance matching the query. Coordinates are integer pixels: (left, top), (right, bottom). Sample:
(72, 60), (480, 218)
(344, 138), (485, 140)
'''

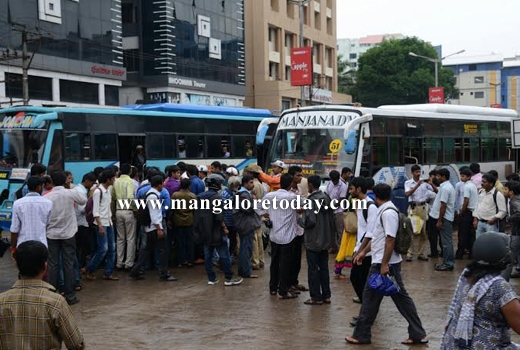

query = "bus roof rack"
(378, 104), (518, 118)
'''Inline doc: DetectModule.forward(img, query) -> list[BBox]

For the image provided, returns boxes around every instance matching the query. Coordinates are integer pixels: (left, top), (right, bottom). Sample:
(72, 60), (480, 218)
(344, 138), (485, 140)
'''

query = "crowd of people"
(2, 159), (520, 349)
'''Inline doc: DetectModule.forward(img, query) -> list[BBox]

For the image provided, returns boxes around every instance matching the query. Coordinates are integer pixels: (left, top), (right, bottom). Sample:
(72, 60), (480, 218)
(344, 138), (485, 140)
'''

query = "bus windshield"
(0, 129), (47, 168)
(267, 128), (356, 178)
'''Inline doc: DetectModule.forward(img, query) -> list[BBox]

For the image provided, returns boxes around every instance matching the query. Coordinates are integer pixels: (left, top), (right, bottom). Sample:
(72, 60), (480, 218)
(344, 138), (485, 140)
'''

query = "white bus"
(256, 104), (519, 186)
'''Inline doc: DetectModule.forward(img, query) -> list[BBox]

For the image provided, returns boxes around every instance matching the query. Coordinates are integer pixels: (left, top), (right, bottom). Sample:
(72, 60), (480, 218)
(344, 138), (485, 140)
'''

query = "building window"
(268, 26), (279, 52)
(326, 17), (332, 35)
(474, 76), (484, 84)
(282, 99), (291, 111)
(269, 62), (279, 80)
(105, 85), (119, 106)
(285, 32), (293, 57)
(123, 49), (140, 72)
(351, 62), (357, 68)
(469, 64), (477, 71)
(285, 65), (291, 81)
(314, 11), (321, 30)
(60, 80), (99, 104)
(303, 4), (309, 25)
(474, 91), (484, 99)
(5, 73), (53, 102)
(271, 0), (279, 11)
(349, 53), (357, 59)
(287, 0), (295, 18)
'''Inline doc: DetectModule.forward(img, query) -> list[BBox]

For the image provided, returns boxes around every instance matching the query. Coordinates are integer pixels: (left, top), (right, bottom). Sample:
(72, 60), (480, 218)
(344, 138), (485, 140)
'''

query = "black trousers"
(350, 256), (372, 302)
(131, 230), (169, 278)
(456, 209), (474, 258)
(269, 240), (294, 295)
(353, 263), (426, 343)
(306, 249), (331, 301)
(289, 235), (303, 286)
(75, 225), (92, 268)
(427, 216), (443, 257)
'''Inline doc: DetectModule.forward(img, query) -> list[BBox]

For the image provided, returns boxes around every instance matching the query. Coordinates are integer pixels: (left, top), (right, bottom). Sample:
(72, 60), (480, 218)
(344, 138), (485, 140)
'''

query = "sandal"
(345, 336), (371, 345)
(103, 275), (119, 281)
(401, 338), (429, 345)
(74, 285), (82, 291)
(293, 284), (309, 291)
(323, 298), (331, 304)
(244, 274), (258, 278)
(278, 292), (298, 299)
(304, 299), (323, 305)
(334, 274), (347, 280)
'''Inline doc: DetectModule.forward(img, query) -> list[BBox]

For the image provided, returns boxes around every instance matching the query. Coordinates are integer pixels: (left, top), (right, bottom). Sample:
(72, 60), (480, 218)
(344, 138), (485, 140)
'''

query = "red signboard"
(290, 47), (312, 86)
(428, 87), (444, 104)
(491, 103), (502, 108)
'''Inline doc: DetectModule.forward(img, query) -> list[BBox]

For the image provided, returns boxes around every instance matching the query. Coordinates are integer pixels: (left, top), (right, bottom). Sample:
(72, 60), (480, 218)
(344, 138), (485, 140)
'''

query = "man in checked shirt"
(0, 241), (84, 350)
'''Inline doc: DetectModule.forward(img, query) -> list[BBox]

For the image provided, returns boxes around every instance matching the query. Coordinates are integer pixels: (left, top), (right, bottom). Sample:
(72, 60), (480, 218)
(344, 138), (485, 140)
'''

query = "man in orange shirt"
(259, 160), (287, 192)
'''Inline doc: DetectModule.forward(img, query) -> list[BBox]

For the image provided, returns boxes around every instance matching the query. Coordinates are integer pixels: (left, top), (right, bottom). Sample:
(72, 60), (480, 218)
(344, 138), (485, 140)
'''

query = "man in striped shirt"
(0, 241), (84, 350)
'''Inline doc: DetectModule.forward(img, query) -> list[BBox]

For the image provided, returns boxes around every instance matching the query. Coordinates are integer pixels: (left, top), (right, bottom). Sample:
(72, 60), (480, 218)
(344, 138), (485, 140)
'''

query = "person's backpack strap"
(363, 201), (376, 222)
(379, 207), (399, 235)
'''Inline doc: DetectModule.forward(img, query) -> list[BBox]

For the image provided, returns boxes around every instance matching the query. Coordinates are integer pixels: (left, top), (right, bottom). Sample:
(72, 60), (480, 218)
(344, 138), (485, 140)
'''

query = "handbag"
(368, 273), (400, 296)
(409, 214), (424, 235)
(343, 211), (358, 233)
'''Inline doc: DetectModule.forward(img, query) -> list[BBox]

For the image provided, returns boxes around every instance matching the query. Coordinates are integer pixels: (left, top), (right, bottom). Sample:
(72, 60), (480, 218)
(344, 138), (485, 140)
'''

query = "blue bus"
(0, 103), (273, 230)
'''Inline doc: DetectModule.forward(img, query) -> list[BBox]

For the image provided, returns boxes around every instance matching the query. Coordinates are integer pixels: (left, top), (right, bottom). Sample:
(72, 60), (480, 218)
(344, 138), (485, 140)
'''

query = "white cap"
(198, 165), (208, 172)
(226, 167), (238, 176)
(136, 145), (144, 150)
(271, 160), (287, 169)
(181, 171), (189, 179)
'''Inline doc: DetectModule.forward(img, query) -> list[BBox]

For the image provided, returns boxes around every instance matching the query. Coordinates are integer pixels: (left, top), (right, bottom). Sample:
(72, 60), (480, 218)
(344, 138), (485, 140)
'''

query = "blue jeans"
(175, 226), (193, 264)
(511, 235), (520, 270)
(86, 225), (116, 276)
(58, 253), (81, 289)
(439, 219), (454, 268)
(476, 221), (498, 239)
(204, 238), (234, 282)
(238, 232), (254, 277)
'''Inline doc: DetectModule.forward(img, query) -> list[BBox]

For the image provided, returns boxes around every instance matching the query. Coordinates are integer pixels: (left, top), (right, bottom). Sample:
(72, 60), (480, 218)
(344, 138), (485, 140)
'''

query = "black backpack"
(380, 207), (413, 255)
(493, 189), (508, 233)
(137, 192), (158, 226)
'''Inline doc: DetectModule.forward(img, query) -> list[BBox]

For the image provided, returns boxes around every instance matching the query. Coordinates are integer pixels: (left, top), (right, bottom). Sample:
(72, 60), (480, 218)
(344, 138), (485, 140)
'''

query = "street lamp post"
(289, 0), (309, 106)
(409, 50), (465, 87)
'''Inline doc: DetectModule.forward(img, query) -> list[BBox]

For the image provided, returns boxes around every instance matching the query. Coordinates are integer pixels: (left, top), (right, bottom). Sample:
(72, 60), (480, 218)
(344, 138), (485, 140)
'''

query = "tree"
(351, 37), (458, 107)
(337, 54), (355, 94)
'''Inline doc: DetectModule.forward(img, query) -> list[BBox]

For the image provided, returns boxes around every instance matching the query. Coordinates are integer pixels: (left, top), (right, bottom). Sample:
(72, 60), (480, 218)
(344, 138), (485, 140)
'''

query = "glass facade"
(141, 0), (245, 85)
(0, 0), (122, 66)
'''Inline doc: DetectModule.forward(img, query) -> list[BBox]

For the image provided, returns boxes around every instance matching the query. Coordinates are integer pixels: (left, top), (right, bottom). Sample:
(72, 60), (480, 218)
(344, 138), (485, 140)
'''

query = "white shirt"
(473, 187), (507, 221)
(404, 178), (433, 203)
(289, 186), (304, 237)
(74, 184), (88, 228)
(429, 181), (456, 222)
(92, 184), (112, 227)
(10, 193), (52, 247)
(326, 181), (348, 214)
(463, 181), (479, 211)
(146, 188), (163, 233)
(354, 197), (377, 256)
(367, 201), (402, 264)
(261, 189), (299, 245)
(45, 186), (86, 240)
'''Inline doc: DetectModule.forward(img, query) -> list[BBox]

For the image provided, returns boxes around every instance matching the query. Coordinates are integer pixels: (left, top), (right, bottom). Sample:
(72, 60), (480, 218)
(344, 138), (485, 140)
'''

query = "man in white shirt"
(82, 170), (118, 281)
(326, 170), (348, 254)
(129, 175), (177, 281)
(473, 172), (507, 238)
(346, 183), (427, 346)
(262, 173), (300, 299)
(429, 169), (456, 272)
(45, 171), (86, 305)
(10, 177), (52, 250)
(404, 165), (433, 262)
(455, 169), (478, 260)
(73, 172), (97, 270)
(349, 177), (377, 309)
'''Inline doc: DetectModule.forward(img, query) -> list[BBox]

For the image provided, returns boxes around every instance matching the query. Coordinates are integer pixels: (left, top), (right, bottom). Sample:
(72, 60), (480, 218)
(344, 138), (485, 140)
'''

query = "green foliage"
(351, 37), (458, 106)
(337, 54), (354, 94)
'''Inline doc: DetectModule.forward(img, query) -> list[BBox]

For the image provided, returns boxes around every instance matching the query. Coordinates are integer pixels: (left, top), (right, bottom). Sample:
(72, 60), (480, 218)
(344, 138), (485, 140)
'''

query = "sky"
(336, 0), (520, 60)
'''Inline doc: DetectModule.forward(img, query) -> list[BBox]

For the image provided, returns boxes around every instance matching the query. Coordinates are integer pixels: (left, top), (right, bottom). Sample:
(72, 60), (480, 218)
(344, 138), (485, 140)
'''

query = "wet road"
(1, 253), (519, 350)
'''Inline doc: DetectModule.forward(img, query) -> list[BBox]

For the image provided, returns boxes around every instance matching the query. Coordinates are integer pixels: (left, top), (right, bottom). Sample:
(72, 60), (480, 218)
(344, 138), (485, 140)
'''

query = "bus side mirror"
(344, 129), (358, 154)
(256, 125), (269, 147)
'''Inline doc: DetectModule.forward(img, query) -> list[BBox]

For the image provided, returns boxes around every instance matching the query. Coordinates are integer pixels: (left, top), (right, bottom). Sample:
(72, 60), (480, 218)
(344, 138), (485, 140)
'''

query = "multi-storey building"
(245, 0), (350, 113)
(337, 33), (404, 72)
(120, 0), (246, 107)
(0, 0), (126, 106)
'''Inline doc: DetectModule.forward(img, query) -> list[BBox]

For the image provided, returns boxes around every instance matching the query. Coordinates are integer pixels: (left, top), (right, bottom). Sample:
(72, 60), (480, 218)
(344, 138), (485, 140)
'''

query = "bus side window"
(49, 130), (64, 171)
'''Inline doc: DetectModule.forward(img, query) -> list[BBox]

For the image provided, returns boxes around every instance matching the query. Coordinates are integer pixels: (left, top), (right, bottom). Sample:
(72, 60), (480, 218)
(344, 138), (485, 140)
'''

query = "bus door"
(118, 133), (145, 168)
